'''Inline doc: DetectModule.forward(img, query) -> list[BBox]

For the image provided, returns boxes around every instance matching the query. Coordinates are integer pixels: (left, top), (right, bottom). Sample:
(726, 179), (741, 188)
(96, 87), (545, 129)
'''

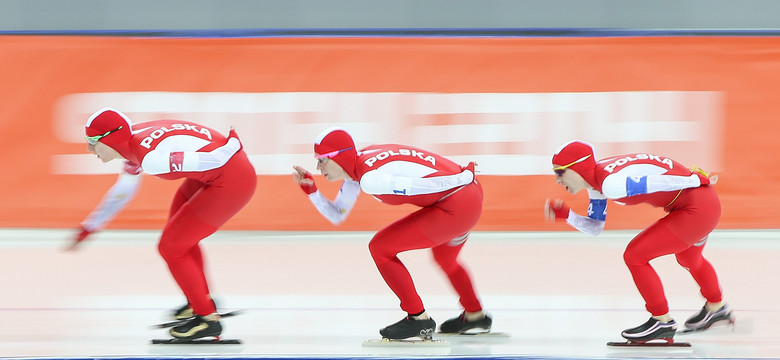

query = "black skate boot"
(172, 303), (194, 320)
(169, 315), (223, 340)
(439, 312), (493, 334)
(171, 299), (217, 320)
(621, 317), (677, 343)
(684, 303), (734, 331)
(379, 316), (436, 340)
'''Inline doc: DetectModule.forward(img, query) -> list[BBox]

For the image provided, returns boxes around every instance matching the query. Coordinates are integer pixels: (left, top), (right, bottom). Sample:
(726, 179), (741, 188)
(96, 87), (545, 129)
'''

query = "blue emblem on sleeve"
(626, 176), (648, 196)
(587, 198), (607, 221)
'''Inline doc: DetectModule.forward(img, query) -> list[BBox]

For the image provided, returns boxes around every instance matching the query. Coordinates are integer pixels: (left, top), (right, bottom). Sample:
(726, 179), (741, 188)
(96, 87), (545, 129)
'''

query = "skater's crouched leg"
(622, 225), (687, 316)
(367, 236), (400, 265)
(158, 214), (219, 316)
(431, 238), (486, 317)
(158, 212), (219, 261)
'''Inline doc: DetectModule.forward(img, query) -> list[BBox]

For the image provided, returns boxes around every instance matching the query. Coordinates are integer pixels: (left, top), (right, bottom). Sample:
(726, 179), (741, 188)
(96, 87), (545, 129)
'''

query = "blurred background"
(1, 1), (780, 358)
(0, 0), (778, 231)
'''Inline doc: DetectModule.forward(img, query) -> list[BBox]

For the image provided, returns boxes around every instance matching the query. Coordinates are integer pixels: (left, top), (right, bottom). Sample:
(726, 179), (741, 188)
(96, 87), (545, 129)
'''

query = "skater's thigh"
(624, 218), (690, 264)
(171, 174), (256, 228)
(417, 184), (482, 242)
(159, 213), (218, 258)
(370, 184), (482, 256)
(169, 179), (203, 218)
(674, 240), (706, 268)
(370, 211), (438, 256)
(431, 240), (466, 270)
(666, 189), (720, 244)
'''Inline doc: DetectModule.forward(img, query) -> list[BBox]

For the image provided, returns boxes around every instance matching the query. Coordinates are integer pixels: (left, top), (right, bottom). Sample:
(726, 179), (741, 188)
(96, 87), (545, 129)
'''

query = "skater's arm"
(67, 162), (141, 251)
(307, 180), (361, 225)
(565, 211), (606, 236)
(141, 131), (242, 175)
(544, 189), (606, 236)
(81, 163), (142, 232)
(601, 165), (711, 199)
(359, 162), (475, 196)
(293, 165), (360, 225)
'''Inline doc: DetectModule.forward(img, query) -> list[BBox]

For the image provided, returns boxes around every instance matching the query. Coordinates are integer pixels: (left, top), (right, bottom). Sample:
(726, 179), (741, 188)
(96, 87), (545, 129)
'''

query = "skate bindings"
(380, 316), (436, 340)
(169, 315), (223, 340)
(684, 303), (734, 332)
(439, 312), (493, 334)
(621, 317), (678, 344)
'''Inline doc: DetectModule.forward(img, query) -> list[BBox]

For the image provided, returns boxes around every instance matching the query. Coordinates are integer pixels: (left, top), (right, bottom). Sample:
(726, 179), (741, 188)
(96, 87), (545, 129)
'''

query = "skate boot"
(169, 315), (223, 340)
(379, 316), (436, 340)
(172, 303), (194, 320)
(685, 303), (734, 331)
(171, 299), (217, 320)
(621, 317), (677, 343)
(439, 312), (493, 334)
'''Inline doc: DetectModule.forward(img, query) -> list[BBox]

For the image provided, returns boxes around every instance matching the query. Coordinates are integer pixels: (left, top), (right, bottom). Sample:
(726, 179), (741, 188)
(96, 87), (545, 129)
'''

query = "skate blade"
(436, 331), (510, 337)
(362, 338), (449, 347)
(152, 338), (242, 345)
(607, 340), (691, 347)
(435, 331), (510, 344)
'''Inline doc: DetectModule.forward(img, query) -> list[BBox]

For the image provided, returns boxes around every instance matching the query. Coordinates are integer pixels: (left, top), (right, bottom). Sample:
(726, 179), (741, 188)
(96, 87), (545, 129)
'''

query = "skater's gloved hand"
(460, 161), (477, 184)
(691, 165), (717, 186)
(691, 172), (711, 186)
(544, 198), (570, 222)
(225, 128), (243, 152)
(292, 165), (318, 195)
(65, 226), (92, 251)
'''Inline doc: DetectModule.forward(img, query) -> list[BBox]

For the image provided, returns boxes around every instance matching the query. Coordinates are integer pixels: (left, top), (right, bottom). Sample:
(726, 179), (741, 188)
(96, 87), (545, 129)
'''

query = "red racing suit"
(564, 153), (722, 316)
(81, 120), (257, 316)
(307, 144), (484, 314)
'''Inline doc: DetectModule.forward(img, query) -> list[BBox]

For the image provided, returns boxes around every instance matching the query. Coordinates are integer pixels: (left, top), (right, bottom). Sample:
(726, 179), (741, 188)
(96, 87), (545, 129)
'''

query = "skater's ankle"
(463, 310), (485, 322)
(653, 314), (673, 323)
(409, 310), (429, 320)
(203, 313), (221, 322)
(705, 301), (724, 312)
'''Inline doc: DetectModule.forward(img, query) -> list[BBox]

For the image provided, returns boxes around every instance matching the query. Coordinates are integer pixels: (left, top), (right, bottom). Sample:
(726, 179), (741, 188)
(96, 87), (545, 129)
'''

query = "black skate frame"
(151, 337), (242, 345)
(607, 338), (691, 347)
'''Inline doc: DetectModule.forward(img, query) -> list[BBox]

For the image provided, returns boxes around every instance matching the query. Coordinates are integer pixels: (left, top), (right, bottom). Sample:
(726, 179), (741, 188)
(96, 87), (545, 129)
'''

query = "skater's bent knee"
(368, 241), (398, 261)
(623, 249), (652, 266)
(432, 256), (461, 273)
(158, 241), (189, 260)
(675, 254), (702, 269)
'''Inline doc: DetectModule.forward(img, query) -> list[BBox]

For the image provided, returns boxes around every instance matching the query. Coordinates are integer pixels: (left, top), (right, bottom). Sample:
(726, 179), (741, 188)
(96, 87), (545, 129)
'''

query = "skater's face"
(553, 166), (588, 194)
(316, 156), (349, 181)
(88, 141), (123, 163)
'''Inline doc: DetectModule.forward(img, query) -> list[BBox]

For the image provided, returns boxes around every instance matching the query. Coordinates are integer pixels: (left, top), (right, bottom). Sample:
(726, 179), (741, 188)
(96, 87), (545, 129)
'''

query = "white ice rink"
(1, 229), (778, 360)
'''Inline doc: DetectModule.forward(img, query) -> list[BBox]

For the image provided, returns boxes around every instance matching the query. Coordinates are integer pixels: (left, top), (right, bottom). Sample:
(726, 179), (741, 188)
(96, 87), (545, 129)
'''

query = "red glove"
(552, 202), (570, 220)
(123, 161), (142, 175)
(460, 161), (477, 184)
(691, 166), (711, 186)
(465, 161), (477, 175)
(66, 226), (92, 251)
(695, 173), (710, 186)
(224, 128), (243, 152)
(298, 171), (318, 195)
